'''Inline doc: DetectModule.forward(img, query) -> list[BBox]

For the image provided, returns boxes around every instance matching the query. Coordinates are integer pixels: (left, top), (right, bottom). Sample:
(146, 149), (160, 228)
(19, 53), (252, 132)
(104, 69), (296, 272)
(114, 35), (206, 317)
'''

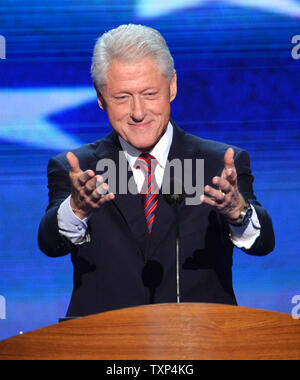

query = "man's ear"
(169, 70), (177, 103)
(93, 81), (106, 110)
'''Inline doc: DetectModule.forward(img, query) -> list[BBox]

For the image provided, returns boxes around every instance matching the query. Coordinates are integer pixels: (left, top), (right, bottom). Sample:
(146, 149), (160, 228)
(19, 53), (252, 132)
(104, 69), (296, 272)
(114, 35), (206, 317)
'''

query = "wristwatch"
(228, 201), (252, 227)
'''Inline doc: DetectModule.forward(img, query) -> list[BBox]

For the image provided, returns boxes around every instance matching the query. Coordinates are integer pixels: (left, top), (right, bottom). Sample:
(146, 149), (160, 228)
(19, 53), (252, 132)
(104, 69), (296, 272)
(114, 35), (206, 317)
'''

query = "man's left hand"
(200, 148), (246, 221)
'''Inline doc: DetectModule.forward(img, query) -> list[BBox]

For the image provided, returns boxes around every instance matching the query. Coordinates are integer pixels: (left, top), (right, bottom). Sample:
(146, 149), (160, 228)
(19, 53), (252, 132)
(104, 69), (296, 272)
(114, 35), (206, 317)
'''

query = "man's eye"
(115, 96), (127, 101)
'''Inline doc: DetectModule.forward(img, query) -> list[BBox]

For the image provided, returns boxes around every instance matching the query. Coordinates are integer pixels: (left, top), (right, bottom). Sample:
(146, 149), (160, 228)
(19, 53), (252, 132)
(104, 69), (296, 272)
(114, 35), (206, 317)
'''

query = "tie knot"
(140, 152), (155, 160)
(135, 153), (158, 172)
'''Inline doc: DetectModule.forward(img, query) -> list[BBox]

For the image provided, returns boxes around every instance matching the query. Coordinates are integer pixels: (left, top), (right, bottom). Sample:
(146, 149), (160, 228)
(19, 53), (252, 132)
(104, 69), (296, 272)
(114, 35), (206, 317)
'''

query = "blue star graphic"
(0, 87), (96, 150)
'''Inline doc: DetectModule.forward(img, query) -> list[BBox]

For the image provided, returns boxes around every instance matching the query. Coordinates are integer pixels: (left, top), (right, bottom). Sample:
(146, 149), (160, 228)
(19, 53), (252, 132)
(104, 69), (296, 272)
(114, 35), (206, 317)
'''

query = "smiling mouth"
(129, 121), (152, 128)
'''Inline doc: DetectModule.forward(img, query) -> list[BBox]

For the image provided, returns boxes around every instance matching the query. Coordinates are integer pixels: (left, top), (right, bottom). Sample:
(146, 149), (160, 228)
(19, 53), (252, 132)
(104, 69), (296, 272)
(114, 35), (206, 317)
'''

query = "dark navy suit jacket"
(38, 121), (275, 317)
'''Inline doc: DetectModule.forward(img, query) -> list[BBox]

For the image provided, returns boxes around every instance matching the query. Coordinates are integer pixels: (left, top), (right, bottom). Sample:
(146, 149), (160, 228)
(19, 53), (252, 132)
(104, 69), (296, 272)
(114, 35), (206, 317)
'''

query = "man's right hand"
(67, 152), (115, 220)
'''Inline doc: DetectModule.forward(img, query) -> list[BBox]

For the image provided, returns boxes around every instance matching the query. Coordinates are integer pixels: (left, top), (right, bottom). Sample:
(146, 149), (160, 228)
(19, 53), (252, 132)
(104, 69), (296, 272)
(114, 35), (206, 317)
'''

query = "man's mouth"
(129, 120), (152, 128)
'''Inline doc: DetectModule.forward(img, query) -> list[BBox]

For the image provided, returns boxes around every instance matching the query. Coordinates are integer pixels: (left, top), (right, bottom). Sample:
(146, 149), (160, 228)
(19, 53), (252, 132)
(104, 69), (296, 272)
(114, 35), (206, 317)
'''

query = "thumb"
(222, 148), (237, 185)
(224, 148), (235, 170)
(66, 152), (82, 175)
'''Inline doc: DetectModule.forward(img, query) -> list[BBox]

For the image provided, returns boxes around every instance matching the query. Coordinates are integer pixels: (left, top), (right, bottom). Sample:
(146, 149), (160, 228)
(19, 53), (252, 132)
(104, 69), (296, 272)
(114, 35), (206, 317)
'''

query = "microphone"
(142, 260), (164, 304)
(164, 178), (184, 303)
(164, 178), (184, 206)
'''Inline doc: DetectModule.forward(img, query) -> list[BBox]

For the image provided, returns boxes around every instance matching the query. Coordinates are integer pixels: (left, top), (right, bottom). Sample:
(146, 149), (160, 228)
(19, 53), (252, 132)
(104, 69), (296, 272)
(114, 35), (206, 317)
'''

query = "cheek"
(107, 105), (128, 124)
(149, 98), (171, 116)
(153, 101), (171, 121)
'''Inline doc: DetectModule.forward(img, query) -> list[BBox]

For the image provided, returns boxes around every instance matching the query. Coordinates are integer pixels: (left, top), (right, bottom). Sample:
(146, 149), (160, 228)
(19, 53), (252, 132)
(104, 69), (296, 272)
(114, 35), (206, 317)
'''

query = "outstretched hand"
(200, 148), (246, 221)
(67, 152), (115, 219)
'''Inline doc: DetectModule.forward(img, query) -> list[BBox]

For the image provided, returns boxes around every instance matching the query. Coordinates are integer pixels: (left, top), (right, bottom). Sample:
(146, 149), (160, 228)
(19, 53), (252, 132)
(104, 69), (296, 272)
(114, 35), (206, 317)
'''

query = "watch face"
(243, 206), (253, 226)
(229, 203), (252, 226)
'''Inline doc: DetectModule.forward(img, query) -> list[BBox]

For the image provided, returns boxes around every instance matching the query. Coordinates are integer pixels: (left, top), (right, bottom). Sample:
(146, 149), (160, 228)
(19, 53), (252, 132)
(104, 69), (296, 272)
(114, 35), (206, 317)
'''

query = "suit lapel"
(93, 131), (150, 260)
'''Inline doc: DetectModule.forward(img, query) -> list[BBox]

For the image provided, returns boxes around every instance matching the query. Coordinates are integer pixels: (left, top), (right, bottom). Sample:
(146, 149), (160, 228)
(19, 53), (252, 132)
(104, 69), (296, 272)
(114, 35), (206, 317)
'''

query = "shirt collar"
(118, 121), (173, 170)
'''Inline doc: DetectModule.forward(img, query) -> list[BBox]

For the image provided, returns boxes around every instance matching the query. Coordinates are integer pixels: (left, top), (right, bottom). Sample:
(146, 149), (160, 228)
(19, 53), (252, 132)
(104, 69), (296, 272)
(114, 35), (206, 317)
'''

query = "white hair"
(91, 24), (174, 88)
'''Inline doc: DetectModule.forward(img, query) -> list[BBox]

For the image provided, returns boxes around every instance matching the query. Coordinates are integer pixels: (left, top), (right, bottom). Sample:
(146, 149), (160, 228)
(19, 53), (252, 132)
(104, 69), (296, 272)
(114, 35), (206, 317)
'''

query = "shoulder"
(173, 122), (245, 158)
(171, 121), (251, 174)
(48, 132), (117, 172)
(52, 140), (100, 168)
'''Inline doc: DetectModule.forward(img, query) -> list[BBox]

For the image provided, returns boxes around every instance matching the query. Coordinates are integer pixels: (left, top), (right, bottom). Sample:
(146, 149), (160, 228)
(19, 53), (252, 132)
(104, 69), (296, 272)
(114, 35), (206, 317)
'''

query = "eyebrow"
(112, 87), (159, 95)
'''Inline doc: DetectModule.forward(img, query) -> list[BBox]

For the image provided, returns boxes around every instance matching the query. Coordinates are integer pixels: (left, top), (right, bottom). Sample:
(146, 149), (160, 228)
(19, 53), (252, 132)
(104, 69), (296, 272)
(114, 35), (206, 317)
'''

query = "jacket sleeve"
(234, 149), (275, 256)
(38, 156), (75, 257)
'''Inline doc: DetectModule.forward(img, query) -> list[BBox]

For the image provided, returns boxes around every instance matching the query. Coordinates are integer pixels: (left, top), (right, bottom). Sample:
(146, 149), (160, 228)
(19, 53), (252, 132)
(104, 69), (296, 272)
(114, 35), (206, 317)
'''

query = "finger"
(212, 177), (232, 194)
(78, 170), (95, 186)
(95, 181), (108, 195)
(221, 166), (237, 186)
(66, 152), (82, 175)
(224, 166), (237, 186)
(83, 176), (98, 195)
(96, 181), (115, 203)
(204, 185), (226, 203)
(200, 194), (220, 207)
(99, 192), (115, 203)
(90, 189), (115, 206)
(95, 175), (104, 188)
(89, 187), (104, 203)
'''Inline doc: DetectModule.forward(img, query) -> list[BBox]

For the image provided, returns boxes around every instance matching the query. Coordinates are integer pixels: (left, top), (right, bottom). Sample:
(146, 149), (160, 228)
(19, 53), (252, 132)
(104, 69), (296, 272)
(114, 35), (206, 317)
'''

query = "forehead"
(104, 57), (167, 92)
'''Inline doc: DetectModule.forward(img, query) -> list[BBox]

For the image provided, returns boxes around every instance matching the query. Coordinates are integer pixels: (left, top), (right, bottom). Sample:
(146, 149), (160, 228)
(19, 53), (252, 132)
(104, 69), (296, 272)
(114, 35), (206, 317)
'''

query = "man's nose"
(130, 96), (145, 121)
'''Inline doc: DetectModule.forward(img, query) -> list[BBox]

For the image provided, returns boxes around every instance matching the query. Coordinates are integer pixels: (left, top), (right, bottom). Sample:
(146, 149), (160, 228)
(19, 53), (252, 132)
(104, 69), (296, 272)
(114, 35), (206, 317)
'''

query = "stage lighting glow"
(0, 87), (95, 150)
(136, 0), (300, 18)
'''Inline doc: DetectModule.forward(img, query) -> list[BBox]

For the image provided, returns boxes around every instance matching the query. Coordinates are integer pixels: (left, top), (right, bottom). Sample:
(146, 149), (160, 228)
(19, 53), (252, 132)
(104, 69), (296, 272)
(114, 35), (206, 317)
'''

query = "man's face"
(95, 57), (177, 152)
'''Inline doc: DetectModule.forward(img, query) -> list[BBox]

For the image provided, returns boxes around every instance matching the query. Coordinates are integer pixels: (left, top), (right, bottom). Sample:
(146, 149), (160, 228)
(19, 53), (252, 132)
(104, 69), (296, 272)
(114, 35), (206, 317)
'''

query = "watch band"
(228, 201), (252, 227)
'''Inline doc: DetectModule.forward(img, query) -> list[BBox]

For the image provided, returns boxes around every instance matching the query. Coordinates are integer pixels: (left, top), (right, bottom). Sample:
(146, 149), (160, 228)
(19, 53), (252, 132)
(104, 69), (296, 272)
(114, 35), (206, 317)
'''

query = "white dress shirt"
(57, 122), (261, 248)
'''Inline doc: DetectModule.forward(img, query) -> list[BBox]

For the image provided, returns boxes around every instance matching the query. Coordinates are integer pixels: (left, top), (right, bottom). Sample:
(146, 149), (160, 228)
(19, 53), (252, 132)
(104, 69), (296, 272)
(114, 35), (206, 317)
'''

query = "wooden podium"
(0, 303), (300, 360)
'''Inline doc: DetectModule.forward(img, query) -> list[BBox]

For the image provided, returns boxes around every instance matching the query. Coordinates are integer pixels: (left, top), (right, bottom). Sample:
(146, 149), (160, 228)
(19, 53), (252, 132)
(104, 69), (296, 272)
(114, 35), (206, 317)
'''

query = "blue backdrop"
(1, 0), (300, 341)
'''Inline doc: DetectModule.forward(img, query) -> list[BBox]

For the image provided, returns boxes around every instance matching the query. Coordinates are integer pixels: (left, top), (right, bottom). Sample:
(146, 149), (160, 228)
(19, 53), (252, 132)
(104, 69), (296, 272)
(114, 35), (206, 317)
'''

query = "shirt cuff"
(57, 195), (91, 245)
(229, 204), (261, 250)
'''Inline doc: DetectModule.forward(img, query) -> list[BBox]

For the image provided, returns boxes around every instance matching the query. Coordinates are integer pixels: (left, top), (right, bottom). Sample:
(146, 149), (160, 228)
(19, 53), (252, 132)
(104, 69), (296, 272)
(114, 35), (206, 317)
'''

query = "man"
(38, 24), (275, 317)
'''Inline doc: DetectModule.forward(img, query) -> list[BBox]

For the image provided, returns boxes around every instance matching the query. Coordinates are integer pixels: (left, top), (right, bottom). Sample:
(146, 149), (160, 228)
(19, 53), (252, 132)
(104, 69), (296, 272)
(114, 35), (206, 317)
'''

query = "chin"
(134, 144), (153, 152)
(129, 137), (156, 152)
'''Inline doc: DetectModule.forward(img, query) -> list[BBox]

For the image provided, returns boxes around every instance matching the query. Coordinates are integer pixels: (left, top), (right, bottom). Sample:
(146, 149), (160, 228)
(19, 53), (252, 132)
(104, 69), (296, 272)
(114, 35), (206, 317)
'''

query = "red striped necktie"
(135, 153), (159, 234)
